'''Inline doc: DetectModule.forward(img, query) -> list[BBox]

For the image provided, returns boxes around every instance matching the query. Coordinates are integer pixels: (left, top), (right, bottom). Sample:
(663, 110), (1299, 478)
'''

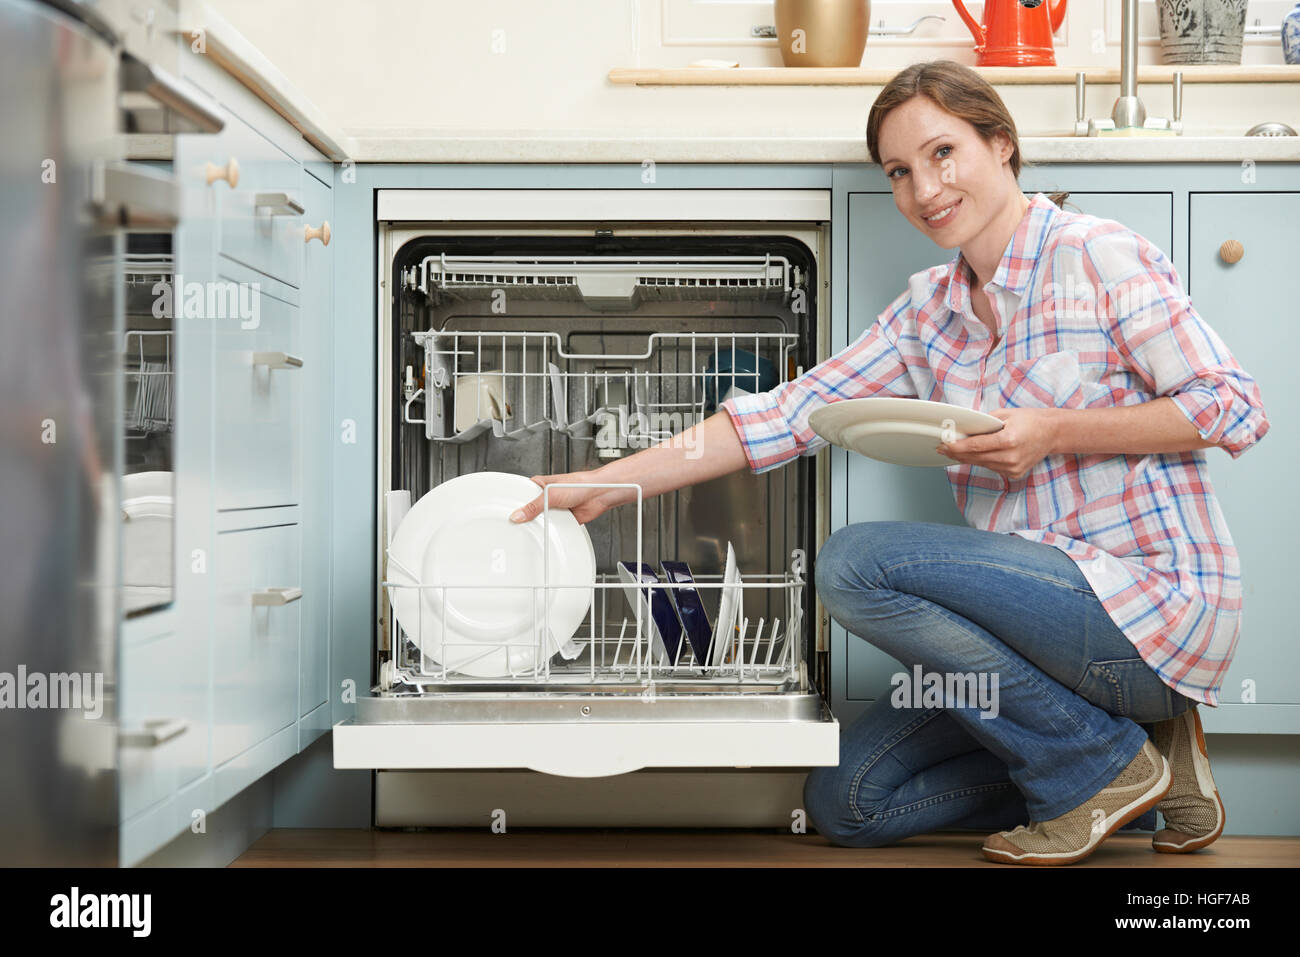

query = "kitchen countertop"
(343, 130), (1300, 163)
(178, 1), (1300, 165)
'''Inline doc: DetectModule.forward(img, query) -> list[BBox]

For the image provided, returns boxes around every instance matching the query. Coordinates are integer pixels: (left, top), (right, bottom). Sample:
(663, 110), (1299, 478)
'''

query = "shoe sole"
(982, 749), (1172, 866)
(1152, 706), (1225, 854)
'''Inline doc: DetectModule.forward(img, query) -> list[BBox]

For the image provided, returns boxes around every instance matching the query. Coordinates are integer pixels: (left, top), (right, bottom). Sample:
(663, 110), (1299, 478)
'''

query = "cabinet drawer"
(209, 110), (304, 287)
(213, 523), (301, 767)
(214, 276), (301, 510)
(120, 630), (208, 821)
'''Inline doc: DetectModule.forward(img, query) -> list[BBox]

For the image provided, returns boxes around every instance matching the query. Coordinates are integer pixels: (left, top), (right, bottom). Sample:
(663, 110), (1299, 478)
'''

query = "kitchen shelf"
(608, 65), (1300, 86)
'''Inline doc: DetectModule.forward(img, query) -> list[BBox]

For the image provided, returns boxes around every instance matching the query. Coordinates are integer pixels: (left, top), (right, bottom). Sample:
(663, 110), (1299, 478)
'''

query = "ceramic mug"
(454, 374), (512, 433)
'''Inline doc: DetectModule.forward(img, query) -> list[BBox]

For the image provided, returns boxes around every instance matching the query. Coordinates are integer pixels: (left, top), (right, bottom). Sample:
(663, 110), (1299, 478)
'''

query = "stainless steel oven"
(334, 190), (839, 824)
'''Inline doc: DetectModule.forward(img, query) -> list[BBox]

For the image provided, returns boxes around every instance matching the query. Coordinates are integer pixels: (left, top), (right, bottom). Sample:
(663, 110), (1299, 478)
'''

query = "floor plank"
(231, 828), (1299, 867)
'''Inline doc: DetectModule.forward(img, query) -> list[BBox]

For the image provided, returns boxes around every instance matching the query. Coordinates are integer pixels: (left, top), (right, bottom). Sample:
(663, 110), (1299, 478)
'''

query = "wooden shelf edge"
(609, 65), (1300, 86)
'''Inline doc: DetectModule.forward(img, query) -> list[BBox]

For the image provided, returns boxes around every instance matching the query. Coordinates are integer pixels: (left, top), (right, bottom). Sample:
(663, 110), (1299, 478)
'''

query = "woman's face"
(877, 95), (1016, 249)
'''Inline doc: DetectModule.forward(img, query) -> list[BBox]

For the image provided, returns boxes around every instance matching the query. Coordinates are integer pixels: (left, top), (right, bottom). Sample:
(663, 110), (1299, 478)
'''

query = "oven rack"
(402, 329), (800, 446)
(403, 254), (798, 309)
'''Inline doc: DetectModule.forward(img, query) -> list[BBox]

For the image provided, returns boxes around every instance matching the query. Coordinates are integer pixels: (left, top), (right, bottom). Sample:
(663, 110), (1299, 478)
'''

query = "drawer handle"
(120, 718), (189, 748)
(205, 157), (240, 188)
(1218, 239), (1244, 264)
(305, 221), (331, 246)
(252, 351), (304, 370)
(255, 192), (305, 216)
(252, 586), (303, 607)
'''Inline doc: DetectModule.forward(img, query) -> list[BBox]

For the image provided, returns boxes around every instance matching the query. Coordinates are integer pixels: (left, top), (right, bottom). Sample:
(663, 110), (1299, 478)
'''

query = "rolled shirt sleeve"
(1082, 228), (1269, 458)
(721, 302), (916, 474)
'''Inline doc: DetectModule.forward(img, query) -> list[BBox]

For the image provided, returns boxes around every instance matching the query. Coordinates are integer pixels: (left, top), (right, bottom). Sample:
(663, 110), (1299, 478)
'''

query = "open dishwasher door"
(334, 189), (838, 780)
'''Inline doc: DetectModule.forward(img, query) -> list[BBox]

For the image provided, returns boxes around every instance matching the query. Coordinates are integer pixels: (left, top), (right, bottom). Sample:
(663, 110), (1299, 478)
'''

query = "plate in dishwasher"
(332, 691), (840, 777)
(386, 472), (596, 676)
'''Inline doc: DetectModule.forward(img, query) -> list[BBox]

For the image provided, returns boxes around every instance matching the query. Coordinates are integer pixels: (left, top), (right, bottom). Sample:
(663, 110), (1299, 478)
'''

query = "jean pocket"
(1072, 656), (1183, 723)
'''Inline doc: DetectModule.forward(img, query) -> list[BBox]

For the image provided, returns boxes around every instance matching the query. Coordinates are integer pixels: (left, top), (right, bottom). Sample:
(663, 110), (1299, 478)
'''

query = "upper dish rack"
(402, 329), (801, 447)
(402, 253), (801, 309)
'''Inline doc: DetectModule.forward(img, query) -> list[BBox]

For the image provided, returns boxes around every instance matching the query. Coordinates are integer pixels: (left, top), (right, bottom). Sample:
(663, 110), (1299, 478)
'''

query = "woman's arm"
(937, 399), (1214, 479)
(943, 227), (1267, 481)
(510, 411), (749, 524)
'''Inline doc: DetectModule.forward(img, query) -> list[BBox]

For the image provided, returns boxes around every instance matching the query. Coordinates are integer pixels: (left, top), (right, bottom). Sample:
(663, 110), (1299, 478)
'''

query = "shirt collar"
(942, 192), (1058, 316)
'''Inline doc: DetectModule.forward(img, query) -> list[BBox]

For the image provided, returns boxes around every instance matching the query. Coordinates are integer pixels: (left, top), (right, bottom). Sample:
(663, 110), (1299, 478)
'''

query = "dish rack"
(380, 481), (808, 692)
(123, 329), (173, 434)
(401, 329), (800, 447)
(402, 253), (800, 307)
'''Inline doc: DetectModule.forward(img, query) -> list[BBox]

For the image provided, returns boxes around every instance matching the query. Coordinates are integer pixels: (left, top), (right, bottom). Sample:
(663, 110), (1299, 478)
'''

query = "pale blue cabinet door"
(299, 174), (333, 727)
(120, 627), (208, 821)
(1188, 192), (1300, 707)
(838, 191), (1173, 703)
(212, 270), (302, 510)
(212, 522), (301, 766)
(214, 110), (305, 289)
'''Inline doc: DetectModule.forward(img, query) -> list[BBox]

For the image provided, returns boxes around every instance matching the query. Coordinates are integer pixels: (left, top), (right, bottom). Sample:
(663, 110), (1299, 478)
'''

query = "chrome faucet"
(1075, 0), (1182, 136)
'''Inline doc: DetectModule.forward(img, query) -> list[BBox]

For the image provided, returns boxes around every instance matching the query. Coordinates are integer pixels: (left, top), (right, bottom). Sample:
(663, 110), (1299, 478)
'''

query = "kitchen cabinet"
(1187, 191), (1300, 711)
(834, 187), (1174, 707)
(119, 625), (207, 821)
(211, 261), (302, 511)
(212, 521), (301, 766)
(119, 39), (335, 866)
(214, 110), (305, 288)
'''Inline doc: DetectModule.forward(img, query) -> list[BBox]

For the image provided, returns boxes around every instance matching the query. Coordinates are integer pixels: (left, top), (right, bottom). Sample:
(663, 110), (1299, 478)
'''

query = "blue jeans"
(804, 521), (1191, 848)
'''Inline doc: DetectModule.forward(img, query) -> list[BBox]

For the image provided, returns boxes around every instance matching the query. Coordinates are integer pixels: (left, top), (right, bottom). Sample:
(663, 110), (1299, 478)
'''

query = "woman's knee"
(802, 764), (907, 849)
(815, 524), (891, 616)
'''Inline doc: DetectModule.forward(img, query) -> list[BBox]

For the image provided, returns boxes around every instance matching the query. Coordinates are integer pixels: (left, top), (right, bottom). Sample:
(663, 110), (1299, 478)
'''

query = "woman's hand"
(510, 470), (621, 526)
(936, 408), (1059, 481)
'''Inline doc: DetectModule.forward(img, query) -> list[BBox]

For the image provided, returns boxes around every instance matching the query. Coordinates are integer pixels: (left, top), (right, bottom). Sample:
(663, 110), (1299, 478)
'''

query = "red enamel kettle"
(951, 0), (1068, 67)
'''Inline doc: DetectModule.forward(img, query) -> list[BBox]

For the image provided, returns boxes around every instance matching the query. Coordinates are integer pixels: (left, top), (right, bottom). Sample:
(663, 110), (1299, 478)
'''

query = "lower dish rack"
(332, 485), (839, 778)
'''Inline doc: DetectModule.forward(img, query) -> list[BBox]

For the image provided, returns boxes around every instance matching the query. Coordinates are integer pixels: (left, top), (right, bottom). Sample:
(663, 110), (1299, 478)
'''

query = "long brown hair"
(866, 60), (1067, 209)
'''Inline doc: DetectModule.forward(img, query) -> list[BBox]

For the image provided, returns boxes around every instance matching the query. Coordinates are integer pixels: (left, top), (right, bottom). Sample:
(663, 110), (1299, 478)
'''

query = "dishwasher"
(333, 189), (840, 828)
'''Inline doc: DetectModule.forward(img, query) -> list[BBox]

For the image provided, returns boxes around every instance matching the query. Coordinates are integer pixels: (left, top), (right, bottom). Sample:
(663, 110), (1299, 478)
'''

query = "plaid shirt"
(721, 192), (1269, 707)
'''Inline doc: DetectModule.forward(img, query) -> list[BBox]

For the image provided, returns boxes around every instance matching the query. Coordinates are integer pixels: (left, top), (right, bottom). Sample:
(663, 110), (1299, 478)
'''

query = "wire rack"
(123, 329), (173, 434)
(380, 483), (808, 692)
(401, 329), (799, 447)
(404, 253), (797, 308)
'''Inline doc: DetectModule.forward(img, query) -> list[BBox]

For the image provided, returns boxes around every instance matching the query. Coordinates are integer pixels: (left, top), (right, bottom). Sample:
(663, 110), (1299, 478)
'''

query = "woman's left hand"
(936, 408), (1059, 480)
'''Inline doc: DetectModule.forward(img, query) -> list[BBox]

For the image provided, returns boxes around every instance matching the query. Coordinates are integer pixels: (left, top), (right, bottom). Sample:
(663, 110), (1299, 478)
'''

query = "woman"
(509, 60), (1268, 865)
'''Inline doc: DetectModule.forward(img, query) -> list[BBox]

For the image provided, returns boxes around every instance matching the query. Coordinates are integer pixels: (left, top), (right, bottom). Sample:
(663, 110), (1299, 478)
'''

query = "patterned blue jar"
(1283, 2), (1300, 64)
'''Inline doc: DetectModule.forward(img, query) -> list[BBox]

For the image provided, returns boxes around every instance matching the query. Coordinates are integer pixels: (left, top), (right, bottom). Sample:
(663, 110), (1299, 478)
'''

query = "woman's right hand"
(510, 470), (620, 526)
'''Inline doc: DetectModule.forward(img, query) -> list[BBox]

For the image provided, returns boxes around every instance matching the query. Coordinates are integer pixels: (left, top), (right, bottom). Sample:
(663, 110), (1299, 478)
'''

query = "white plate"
(386, 472), (595, 677)
(710, 542), (742, 667)
(808, 397), (1004, 467)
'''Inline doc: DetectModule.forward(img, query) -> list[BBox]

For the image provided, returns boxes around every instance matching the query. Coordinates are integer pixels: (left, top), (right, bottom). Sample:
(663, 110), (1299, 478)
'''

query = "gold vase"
(774, 0), (870, 67)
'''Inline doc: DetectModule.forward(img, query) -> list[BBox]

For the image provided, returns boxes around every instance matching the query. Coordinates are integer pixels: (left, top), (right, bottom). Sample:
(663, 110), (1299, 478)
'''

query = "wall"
(205, 0), (1300, 139)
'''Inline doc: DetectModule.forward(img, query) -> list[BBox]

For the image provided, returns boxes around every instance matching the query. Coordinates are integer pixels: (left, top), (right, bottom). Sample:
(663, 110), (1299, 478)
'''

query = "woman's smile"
(922, 198), (963, 229)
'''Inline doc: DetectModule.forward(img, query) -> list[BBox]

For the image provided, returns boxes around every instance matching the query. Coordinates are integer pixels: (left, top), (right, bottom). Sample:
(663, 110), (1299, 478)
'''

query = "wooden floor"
(233, 828), (1299, 867)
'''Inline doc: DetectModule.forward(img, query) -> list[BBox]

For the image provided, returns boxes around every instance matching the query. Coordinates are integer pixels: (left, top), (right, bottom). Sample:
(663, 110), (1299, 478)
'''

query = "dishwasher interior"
(385, 232), (820, 689)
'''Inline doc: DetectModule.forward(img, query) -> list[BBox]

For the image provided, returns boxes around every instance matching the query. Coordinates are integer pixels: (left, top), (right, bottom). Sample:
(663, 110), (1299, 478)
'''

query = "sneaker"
(982, 739), (1170, 866)
(1150, 703), (1225, 853)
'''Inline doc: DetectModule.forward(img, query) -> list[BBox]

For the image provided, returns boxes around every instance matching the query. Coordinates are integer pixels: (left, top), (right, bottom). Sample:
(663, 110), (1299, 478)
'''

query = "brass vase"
(774, 0), (871, 67)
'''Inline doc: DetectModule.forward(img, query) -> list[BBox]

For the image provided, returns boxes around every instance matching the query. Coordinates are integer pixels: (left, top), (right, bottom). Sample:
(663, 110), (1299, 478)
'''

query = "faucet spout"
(1111, 0), (1146, 129)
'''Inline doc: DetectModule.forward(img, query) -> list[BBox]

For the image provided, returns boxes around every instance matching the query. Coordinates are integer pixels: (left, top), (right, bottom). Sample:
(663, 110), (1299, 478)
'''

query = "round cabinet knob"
(205, 157), (239, 188)
(1218, 239), (1244, 265)
(304, 221), (331, 246)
